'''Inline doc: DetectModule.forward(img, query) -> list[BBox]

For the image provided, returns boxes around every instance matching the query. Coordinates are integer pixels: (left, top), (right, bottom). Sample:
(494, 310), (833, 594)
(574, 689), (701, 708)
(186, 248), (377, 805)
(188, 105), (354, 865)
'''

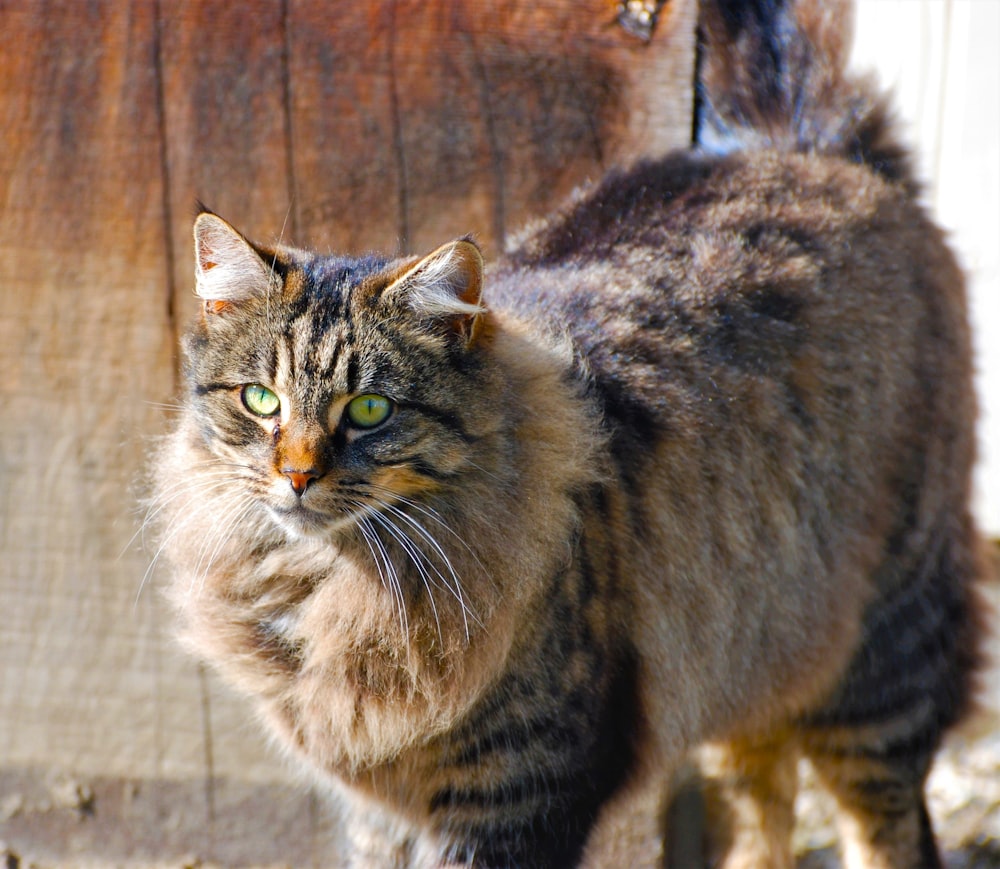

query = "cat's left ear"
(384, 239), (486, 346)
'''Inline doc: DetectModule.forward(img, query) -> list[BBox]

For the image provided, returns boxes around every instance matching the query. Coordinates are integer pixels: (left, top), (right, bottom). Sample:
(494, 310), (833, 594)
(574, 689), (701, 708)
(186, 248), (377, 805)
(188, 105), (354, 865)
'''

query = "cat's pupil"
(242, 383), (280, 417)
(346, 394), (392, 429)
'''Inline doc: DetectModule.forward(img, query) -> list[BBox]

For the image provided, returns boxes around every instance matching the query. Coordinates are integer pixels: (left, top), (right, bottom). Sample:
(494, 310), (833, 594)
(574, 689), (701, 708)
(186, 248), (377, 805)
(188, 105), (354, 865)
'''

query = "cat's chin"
(267, 503), (353, 542)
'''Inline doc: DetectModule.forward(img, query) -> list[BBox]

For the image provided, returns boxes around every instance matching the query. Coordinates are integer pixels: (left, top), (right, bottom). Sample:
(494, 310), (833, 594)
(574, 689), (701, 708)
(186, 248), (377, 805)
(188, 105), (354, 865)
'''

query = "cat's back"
(495, 146), (969, 452)
(491, 144), (976, 737)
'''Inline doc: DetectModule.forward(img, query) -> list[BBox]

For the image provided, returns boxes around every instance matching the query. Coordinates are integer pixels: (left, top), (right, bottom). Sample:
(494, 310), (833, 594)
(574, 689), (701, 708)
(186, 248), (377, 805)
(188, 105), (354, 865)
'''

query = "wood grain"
(259, 0), (694, 258)
(158, 0), (298, 325)
(0, 0), (181, 778)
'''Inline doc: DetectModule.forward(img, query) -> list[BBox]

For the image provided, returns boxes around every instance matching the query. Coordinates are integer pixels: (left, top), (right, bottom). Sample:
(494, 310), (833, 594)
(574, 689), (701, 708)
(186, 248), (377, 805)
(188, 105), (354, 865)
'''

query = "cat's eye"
(346, 394), (393, 429)
(242, 383), (280, 417)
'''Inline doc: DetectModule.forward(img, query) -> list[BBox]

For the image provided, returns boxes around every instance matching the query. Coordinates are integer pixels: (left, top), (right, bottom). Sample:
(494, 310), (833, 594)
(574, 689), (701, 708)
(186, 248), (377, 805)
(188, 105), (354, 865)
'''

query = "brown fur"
(149, 1), (985, 865)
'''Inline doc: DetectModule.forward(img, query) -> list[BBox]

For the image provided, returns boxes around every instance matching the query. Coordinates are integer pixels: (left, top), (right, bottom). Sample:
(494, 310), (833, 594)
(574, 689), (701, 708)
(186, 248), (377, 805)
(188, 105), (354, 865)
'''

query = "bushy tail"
(695, 0), (916, 192)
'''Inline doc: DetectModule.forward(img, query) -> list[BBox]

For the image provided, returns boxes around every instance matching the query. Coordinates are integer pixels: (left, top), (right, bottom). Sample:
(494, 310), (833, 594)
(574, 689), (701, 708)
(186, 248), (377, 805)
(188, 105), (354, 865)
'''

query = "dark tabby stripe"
(369, 454), (458, 481)
(399, 401), (477, 443)
(194, 381), (239, 395)
(424, 637), (639, 866)
(446, 714), (575, 768)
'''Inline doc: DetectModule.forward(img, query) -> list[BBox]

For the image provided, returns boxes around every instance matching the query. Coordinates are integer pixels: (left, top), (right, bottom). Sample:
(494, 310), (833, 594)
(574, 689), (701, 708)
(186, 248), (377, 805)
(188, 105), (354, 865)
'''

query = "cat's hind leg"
(798, 521), (983, 869)
(696, 732), (799, 869)
(802, 742), (939, 869)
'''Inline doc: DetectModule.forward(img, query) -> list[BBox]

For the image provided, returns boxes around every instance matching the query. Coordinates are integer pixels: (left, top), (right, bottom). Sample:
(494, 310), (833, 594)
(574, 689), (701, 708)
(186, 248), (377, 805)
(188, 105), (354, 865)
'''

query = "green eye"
(242, 384), (280, 417)
(346, 394), (393, 429)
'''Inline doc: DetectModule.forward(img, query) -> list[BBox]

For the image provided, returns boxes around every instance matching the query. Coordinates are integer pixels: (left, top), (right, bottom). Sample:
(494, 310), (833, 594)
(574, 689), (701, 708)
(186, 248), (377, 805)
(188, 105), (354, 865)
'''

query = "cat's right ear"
(193, 212), (279, 315)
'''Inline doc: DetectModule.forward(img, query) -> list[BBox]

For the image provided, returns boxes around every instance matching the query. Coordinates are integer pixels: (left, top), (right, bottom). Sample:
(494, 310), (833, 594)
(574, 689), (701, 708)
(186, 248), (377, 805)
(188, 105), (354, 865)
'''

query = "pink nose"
(282, 469), (320, 496)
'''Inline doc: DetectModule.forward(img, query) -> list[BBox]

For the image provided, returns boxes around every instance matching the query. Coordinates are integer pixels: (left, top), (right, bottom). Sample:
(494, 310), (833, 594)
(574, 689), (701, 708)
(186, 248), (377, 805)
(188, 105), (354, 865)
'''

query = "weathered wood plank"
(0, 0), (183, 779)
(157, 0), (298, 326)
(287, 0), (696, 257)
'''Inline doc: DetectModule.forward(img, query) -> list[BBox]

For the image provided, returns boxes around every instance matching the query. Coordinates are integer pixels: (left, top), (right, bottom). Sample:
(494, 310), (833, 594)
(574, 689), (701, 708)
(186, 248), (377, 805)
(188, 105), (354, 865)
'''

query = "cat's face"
(181, 212), (491, 542)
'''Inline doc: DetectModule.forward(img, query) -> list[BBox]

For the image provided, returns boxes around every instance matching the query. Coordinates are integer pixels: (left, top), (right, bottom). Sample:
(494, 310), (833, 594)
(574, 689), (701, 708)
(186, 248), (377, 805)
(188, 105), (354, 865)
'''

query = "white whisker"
(136, 468), (258, 606)
(355, 513), (409, 642)
(369, 510), (445, 644)
(191, 494), (260, 596)
(364, 484), (494, 590)
(382, 505), (478, 640)
(137, 484), (238, 607)
(142, 400), (187, 412)
(140, 474), (248, 549)
(465, 460), (506, 485)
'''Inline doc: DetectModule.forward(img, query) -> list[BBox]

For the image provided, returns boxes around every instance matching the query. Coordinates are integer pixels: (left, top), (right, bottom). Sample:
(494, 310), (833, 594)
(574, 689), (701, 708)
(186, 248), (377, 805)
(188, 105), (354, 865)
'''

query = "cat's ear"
(193, 212), (279, 314)
(384, 239), (486, 346)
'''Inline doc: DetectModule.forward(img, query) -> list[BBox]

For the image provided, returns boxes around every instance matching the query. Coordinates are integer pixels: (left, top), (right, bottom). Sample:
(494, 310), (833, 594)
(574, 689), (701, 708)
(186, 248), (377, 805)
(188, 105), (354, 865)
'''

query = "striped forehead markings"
(272, 315), (356, 402)
(311, 323), (349, 381)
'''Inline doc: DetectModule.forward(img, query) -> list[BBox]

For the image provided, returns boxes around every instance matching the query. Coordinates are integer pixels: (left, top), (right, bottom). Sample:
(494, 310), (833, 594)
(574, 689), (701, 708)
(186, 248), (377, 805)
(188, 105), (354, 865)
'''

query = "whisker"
(137, 473), (250, 553)
(142, 400), (187, 413)
(136, 466), (260, 607)
(355, 513), (409, 641)
(465, 460), (507, 485)
(370, 510), (444, 644)
(339, 484), (485, 641)
(136, 482), (247, 607)
(139, 460), (256, 525)
(361, 483), (493, 589)
(265, 203), (294, 320)
(191, 494), (260, 596)
(355, 517), (389, 593)
(383, 504), (479, 639)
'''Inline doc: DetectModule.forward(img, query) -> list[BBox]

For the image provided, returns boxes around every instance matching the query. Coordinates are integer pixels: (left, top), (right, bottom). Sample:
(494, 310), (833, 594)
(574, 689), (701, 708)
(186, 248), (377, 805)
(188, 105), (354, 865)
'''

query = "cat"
(150, 0), (986, 866)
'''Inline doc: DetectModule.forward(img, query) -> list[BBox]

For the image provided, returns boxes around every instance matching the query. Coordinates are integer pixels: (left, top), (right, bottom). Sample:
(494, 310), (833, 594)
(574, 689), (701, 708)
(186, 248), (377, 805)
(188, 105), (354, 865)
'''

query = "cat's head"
(179, 211), (495, 542)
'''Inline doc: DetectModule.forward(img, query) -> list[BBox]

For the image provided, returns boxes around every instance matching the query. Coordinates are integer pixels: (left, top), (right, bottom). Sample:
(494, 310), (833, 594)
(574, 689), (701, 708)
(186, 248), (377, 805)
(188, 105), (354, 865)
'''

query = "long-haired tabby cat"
(151, 0), (985, 865)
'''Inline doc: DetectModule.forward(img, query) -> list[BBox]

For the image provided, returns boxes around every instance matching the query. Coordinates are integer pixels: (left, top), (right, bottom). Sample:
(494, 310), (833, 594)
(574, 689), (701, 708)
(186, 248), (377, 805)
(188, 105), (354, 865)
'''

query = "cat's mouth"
(262, 476), (388, 540)
(267, 500), (360, 539)
(267, 501), (331, 535)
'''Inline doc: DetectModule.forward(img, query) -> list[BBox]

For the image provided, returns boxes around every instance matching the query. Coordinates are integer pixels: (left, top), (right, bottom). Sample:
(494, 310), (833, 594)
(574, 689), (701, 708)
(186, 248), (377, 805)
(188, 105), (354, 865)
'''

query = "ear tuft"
(193, 212), (279, 308)
(386, 240), (486, 345)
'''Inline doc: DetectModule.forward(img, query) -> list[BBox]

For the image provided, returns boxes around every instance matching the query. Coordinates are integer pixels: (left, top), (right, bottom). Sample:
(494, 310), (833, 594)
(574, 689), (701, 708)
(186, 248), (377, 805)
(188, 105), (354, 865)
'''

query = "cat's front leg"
(579, 760), (670, 869)
(328, 784), (417, 869)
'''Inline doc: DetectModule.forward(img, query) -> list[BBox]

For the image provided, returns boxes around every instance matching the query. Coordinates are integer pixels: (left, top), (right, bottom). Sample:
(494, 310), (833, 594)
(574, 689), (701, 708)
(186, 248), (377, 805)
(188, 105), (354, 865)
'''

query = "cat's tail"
(694, 0), (916, 193)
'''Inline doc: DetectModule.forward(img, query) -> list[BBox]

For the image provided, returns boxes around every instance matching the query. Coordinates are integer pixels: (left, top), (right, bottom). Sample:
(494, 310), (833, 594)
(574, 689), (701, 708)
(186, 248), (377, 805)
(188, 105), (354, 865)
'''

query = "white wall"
(852, 0), (1000, 534)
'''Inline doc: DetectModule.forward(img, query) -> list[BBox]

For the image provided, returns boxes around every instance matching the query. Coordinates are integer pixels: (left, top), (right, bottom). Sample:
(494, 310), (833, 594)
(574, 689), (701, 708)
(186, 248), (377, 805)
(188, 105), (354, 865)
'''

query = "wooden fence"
(0, 1), (695, 863)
